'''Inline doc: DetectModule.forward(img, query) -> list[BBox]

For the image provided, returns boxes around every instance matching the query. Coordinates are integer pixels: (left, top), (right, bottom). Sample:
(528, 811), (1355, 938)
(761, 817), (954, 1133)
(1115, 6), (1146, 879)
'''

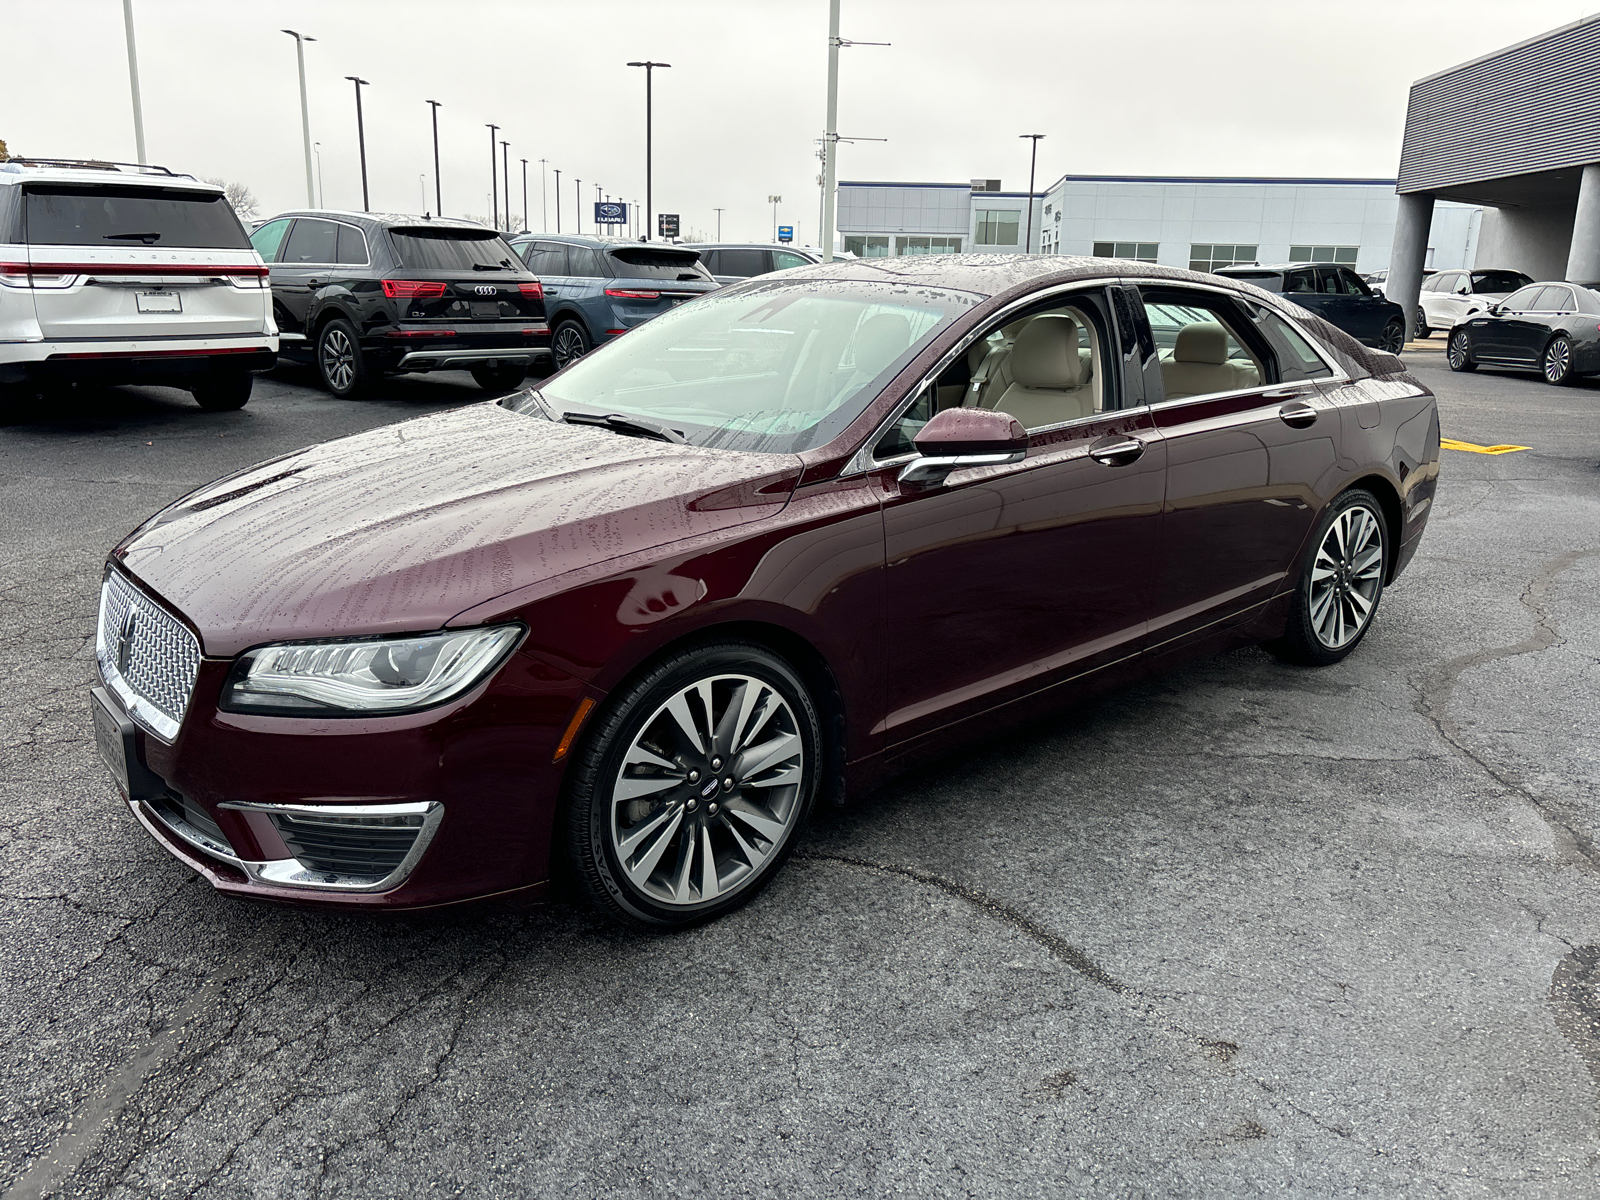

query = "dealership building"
(838, 175), (1479, 275)
(1388, 14), (1600, 335)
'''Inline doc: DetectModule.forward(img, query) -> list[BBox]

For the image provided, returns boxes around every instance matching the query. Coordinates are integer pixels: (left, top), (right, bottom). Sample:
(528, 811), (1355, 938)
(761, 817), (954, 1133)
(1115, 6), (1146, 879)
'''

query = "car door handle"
(306, 278), (321, 288)
(1278, 401), (1318, 428)
(1087, 435), (1145, 466)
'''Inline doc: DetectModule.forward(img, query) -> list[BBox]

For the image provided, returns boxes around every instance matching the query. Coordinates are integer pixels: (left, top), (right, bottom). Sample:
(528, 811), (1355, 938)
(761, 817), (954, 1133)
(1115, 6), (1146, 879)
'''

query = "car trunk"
(22, 184), (266, 341)
(383, 227), (545, 324)
(602, 246), (718, 322)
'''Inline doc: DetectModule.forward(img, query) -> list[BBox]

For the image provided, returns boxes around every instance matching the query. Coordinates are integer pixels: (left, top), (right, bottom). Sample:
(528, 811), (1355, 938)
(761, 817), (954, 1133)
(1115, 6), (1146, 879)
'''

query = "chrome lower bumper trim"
(396, 347), (550, 370)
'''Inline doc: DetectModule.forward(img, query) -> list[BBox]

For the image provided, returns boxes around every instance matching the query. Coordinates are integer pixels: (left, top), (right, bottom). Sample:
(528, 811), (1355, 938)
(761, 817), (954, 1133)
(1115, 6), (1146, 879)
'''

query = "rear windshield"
(606, 247), (713, 282)
(388, 228), (518, 271)
(1220, 271), (1283, 292)
(1471, 270), (1532, 294)
(22, 185), (250, 248)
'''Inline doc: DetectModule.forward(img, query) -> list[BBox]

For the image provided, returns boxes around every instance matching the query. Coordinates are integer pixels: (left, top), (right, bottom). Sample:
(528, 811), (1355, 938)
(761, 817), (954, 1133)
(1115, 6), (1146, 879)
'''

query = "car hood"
(114, 403), (801, 656)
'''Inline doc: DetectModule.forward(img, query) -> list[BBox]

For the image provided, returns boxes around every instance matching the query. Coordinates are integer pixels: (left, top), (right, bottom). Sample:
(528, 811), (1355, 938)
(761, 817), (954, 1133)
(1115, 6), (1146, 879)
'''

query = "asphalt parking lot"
(2, 349), (1598, 1198)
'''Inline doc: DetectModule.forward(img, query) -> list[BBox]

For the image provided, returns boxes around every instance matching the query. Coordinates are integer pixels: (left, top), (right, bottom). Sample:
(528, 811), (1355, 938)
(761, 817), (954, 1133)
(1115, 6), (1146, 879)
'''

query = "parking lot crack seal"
(1411, 546), (1600, 870)
(797, 851), (1125, 992)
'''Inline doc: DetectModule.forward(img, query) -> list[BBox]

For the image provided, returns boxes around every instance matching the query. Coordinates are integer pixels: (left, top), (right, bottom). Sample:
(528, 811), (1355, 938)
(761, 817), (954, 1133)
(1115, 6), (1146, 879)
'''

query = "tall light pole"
(486, 124), (499, 229)
(769, 195), (782, 242)
(346, 76), (370, 211)
(575, 178), (582, 234)
(419, 173), (427, 213)
(501, 140), (511, 231)
(1020, 134), (1045, 253)
(122, 0), (146, 163)
(714, 208), (725, 240)
(282, 30), (316, 206)
(538, 159), (549, 231)
(553, 168), (562, 232)
(426, 100), (443, 215)
(313, 142), (324, 206)
(627, 61), (671, 240)
(819, 5), (888, 260)
(521, 159), (529, 233)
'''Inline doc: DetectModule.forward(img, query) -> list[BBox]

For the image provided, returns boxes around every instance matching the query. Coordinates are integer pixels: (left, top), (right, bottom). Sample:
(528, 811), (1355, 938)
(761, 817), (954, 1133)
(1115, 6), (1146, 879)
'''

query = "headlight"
(219, 625), (522, 717)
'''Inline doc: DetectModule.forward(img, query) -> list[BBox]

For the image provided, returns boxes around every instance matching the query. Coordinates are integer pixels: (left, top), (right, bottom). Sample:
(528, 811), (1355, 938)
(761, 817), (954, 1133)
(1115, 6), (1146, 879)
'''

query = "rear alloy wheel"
(551, 320), (591, 370)
(565, 642), (821, 929)
(469, 362), (528, 392)
(1378, 320), (1405, 354)
(1542, 334), (1576, 386)
(191, 371), (252, 411)
(1447, 327), (1477, 372)
(316, 318), (370, 399)
(1266, 488), (1387, 667)
(1413, 308), (1431, 339)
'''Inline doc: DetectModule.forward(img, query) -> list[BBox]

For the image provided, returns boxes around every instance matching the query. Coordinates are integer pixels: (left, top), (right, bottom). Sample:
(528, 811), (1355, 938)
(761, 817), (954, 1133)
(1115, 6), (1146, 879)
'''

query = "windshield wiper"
(104, 232), (161, 243)
(472, 261), (511, 270)
(561, 411), (686, 444)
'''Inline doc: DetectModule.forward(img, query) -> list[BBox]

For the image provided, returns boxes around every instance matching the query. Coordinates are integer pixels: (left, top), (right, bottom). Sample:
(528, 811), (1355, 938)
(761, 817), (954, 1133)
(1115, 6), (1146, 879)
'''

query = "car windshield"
(388, 228), (515, 270)
(1472, 270), (1532, 294)
(508, 279), (978, 454)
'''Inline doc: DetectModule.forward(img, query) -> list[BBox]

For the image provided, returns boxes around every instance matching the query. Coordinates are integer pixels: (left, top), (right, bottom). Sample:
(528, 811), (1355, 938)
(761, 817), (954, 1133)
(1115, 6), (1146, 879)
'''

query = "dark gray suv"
(1214, 262), (1407, 353)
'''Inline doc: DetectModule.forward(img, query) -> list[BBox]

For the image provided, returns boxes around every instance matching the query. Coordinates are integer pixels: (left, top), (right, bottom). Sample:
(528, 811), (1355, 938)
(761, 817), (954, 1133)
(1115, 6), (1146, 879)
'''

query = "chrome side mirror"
(898, 407), (1028, 488)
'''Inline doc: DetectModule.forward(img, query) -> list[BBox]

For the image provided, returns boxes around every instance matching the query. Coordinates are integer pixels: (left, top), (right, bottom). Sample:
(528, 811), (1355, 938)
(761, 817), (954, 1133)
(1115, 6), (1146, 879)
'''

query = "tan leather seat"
(988, 317), (1095, 429)
(1160, 322), (1259, 399)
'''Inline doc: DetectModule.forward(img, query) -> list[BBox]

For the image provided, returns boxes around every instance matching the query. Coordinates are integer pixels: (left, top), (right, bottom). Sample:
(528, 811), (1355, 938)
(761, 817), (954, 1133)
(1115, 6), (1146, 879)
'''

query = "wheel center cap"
(699, 777), (721, 800)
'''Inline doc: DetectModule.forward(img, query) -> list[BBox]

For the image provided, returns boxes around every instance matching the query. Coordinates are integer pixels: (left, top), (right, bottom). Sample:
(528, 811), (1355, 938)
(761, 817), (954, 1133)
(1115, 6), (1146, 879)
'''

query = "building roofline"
(1413, 11), (1600, 86)
(843, 174), (1398, 191)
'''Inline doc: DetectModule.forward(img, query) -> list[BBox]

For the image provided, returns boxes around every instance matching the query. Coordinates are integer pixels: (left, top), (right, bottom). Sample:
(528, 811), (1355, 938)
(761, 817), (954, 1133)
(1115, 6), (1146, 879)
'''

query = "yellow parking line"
(1440, 438), (1530, 455)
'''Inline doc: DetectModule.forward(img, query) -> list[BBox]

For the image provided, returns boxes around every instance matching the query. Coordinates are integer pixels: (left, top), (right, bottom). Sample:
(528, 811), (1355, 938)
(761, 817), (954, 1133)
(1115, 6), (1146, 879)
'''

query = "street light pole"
(486, 124), (499, 229)
(553, 168), (562, 232)
(575, 179), (582, 234)
(538, 159), (549, 231)
(627, 61), (671, 240)
(714, 208), (725, 240)
(821, 0), (839, 259)
(122, 0), (146, 164)
(282, 30), (317, 206)
(313, 142), (324, 206)
(1020, 134), (1045, 254)
(521, 159), (529, 234)
(501, 140), (511, 231)
(425, 100), (443, 215)
(346, 76), (371, 211)
(769, 195), (782, 242)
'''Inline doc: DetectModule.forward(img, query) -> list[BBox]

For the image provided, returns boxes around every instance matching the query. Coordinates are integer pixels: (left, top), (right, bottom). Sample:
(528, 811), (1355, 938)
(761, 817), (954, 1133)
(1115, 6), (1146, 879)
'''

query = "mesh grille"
(99, 571), (201, 730)
(272, 813), (424, 877)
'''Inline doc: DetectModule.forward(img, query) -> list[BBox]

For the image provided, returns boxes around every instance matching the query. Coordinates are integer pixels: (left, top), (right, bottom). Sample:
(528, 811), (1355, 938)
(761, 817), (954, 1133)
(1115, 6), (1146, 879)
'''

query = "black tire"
(1542, 334), (1577, 386)
(1378, 320), (1405, 354)
(1412, 308), (1431, 339)
(564, 641), (822, 930)
(469, 362), (528, 392)
(316, 317), (370, 399)
(1265, 488), (1388, 667)
(191, 371), (252, 411)
(1447, 327), (1477, 372)
(551, 319), (591, 370)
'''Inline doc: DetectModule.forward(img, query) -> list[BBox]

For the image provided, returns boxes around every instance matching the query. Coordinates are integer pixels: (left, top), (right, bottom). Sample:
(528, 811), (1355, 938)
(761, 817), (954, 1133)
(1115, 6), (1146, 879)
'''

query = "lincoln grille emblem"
(116, 608), (138, 676)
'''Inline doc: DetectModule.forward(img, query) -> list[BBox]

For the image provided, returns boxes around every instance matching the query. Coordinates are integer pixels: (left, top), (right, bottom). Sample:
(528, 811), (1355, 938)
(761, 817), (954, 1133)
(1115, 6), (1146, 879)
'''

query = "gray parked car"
(508, 234), (719, 368)
(682, 242), (822, 286)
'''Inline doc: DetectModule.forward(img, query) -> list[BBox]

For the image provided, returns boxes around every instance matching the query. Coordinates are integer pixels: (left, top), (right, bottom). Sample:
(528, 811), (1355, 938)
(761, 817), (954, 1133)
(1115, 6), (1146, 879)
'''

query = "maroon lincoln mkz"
(91, 255), (1440, 928)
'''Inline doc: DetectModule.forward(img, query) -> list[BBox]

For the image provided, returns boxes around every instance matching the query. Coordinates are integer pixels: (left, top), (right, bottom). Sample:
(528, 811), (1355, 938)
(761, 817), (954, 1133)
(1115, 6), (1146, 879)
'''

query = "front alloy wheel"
(566, 642), (820, 928)
(1542, 335), (1576, 385)
(551, 320), (591, 370)
(1266, 488), (1387, 666)
(1447, 328), (1477, 372)
(1378, 320), (1405, 354)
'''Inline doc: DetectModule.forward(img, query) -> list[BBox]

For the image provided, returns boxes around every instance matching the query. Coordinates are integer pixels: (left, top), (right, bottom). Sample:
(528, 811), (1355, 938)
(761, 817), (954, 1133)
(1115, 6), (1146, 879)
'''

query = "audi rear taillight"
(382, 280), (448, 299)
(604, 288), (660, 300)
(518, 282), (544, 300)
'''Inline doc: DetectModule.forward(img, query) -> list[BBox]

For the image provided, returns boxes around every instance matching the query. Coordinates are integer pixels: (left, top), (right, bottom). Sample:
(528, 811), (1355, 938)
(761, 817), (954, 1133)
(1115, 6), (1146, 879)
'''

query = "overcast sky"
(5, 0), (1596, 244)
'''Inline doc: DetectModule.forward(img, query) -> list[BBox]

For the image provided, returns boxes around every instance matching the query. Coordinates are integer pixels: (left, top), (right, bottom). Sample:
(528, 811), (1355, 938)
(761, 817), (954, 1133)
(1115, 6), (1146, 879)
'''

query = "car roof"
(0, 158), (219, 191)
(508, 232), (669, 247)
(683, 242), (819, 253)
(265, 210), (497, 232)
(1215, 262), (1359, 273)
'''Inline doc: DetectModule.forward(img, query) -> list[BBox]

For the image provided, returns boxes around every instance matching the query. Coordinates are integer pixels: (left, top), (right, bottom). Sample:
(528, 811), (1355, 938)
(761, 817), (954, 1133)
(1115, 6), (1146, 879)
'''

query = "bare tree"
(205, 178), (260, 224)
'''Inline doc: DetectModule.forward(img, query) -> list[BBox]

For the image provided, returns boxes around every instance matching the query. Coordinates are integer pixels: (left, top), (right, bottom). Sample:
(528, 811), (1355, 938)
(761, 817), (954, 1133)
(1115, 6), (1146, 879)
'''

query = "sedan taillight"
(604, 287), (661, 300)
(382, 280), (448, 299)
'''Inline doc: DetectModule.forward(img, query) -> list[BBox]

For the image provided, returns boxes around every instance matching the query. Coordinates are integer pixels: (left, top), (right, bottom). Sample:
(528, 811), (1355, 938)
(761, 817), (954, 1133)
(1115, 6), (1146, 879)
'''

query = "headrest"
(1009, 316), (1084, 390)
(1175, 322), (1229, 365)
(852, 313), (913, 376)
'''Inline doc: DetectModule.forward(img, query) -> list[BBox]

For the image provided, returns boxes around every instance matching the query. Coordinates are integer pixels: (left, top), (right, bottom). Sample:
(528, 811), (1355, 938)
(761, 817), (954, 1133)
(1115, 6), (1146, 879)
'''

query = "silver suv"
(0, 158), (276, 410)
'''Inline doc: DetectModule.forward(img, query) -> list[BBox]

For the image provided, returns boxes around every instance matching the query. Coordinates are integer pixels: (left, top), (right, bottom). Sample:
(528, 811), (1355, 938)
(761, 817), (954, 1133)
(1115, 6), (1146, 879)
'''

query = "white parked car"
(1415, 268), (1533, 338)
(0, 158), (276, 410)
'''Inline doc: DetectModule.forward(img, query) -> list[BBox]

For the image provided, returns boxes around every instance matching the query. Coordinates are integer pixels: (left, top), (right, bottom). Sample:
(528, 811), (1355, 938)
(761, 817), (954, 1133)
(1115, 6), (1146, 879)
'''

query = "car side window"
(719, 249), (769, 277)
(249, 218), (290, 264)
(699, 249), (722, 274)
(522, 242), (569, 274)
(280, 218), (337, 265)
(1453, 275), (1471, 295)
(1338, 269), (1371, 297)
(773, 250), (809, 270)
(1283, 269), (1316, 294)
(567, 247), (603, 278)
(1240, 301), (1332, 382)
(1533, 286), (1573, 312)
(1141, 289), (1268, 401)
(335, 223), (368, 265)
(1316, 268), (1342, 294)
(1503, 285), (1543, 311)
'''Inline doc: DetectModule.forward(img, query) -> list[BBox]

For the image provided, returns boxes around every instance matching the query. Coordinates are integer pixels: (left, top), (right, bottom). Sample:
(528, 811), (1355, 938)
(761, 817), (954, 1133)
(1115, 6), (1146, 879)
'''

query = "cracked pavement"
(2, 356), (1598, 1197)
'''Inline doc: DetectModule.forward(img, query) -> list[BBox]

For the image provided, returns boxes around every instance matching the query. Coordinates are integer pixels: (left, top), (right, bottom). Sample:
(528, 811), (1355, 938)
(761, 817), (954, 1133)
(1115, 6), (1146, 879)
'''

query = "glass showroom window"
(1289, 245), (1359, 264)
(1093, 241), (1159, 263)
(975, 210), (1020, 246)
(895, 235), (963, 256)
(843, 235), (890, 258)
(1189, 243), (1258, 272)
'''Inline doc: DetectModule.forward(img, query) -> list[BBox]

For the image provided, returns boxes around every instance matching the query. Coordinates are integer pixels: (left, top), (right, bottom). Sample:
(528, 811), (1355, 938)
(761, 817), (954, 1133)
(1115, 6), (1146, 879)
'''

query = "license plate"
(136, 290), (181, 313)
(90, 687), (162, 802)
(469, 301), (500, 319)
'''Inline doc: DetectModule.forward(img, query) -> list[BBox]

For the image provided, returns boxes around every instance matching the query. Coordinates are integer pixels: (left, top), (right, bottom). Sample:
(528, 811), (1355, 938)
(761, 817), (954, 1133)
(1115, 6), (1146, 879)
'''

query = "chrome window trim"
(274, 216), (372, 270)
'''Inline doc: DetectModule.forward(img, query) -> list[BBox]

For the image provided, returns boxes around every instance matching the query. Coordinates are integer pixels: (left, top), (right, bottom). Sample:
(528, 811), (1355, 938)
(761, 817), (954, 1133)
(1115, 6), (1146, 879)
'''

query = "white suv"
(0, 158), (277, 410)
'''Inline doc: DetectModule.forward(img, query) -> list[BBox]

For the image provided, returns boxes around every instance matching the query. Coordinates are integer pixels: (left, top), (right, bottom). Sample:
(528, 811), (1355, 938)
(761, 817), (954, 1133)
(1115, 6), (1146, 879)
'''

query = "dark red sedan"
(91, 256), (1440, 928)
